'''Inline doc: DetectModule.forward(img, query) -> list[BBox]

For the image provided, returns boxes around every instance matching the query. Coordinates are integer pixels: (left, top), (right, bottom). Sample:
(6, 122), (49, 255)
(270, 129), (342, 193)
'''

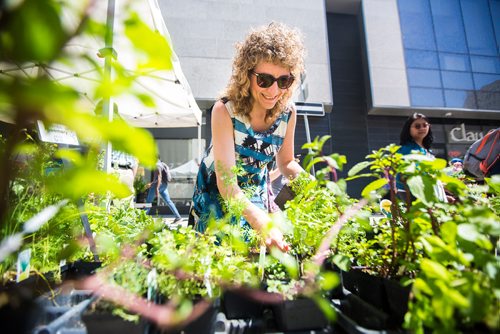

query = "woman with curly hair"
(190, 22), (307, 251)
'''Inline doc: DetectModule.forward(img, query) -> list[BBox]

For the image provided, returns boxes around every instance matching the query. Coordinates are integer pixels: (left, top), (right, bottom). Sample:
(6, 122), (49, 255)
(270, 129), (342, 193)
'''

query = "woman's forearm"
(279, 160), (304, 182)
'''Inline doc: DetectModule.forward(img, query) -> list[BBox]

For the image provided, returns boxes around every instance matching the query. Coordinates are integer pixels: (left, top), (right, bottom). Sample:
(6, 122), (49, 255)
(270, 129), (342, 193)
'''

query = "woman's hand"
(265, 227), (290, 252)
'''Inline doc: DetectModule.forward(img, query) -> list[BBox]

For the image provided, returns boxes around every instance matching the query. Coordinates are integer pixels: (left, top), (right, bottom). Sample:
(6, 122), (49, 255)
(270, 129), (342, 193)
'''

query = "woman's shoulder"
(212, 100), (231, 117)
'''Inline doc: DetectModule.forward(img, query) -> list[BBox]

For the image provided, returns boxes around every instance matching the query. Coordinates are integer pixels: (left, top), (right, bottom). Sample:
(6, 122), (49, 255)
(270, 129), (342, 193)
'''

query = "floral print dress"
(191, 100), (291, 233)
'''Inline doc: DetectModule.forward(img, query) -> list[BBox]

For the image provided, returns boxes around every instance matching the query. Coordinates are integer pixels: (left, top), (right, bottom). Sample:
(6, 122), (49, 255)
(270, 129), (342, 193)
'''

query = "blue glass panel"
(405, 49), (439, 69)
(442, 71), (474, 90)
(439, 53), (471, 71)
(471, 56), (500, 74)
(473, 73), (500, 90)
(398, 0), (436, 50)
(410, 87), (444, 106)
(430, 0), (467, 53)
(490, 0), (500, 52)
(407, 68), (442, 88)
(461, 0), (497, 55)
(444, 89), (476, 108)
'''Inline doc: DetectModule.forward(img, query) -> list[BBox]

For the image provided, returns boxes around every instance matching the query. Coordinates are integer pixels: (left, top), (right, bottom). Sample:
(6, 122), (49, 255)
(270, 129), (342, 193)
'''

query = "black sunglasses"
(413, 122), (430, 130)
(251, 71), (295, 89)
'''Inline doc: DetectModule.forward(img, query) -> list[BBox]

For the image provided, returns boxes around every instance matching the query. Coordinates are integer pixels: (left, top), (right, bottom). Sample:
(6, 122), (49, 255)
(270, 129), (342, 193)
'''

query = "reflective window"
(444, 89), (476, 108)
(410, 87), (444, 106)
(405, 49), (439, 69)
(430, 0), (467, 53)
(407, 68), (442, 88)
(477, 91), (500, 110)
(439, 53), (470, 71)
(398, 0), (436, 50)
(473, 73), (500, 90)
(489, 0), (500, 51)
(461, 0), (497, 55)
(470, 56), (500, 74)
(442, 71), (474, 90)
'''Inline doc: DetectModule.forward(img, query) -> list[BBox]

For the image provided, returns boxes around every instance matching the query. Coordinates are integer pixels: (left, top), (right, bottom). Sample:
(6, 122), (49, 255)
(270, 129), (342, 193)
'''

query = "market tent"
(0, 0), (202, 128)
(170, 159), (199, 179)
(112, 0), (202, 128)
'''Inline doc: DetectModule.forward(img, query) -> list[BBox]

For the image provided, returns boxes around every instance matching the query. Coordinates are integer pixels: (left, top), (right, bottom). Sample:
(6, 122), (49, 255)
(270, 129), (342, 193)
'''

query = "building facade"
(157, 0), (500, 197)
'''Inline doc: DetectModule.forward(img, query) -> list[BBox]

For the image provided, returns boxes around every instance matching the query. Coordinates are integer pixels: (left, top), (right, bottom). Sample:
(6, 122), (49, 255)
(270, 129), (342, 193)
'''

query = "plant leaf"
(361, 178), (388, 198)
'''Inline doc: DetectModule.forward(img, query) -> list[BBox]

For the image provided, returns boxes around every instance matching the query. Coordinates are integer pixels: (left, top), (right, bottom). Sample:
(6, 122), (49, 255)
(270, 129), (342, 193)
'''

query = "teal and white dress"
(191, 100), (292, 233)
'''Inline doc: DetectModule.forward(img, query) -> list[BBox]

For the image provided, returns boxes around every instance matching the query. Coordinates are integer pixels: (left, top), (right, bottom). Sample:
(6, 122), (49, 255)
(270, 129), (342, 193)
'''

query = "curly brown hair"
(221, 22), (305, 121)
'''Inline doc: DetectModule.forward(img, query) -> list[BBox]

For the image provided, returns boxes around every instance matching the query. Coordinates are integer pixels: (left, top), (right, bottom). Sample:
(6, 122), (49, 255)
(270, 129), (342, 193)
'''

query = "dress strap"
(223, 100), (236, 118)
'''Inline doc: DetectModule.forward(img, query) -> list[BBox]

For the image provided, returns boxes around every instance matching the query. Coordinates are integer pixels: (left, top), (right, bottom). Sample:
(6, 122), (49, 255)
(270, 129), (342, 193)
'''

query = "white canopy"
(170, 159), (199, 179)
(0, 0), (202, 128)
(113, 0), (202, 127)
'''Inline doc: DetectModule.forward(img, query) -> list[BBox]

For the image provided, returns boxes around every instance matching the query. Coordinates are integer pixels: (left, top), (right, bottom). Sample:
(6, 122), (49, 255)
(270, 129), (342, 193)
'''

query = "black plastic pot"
(221, 289), (265, 320)
(144, 298), (219, 334)
(273, 184), (296, 211)
(342, 269), (386, 310)
(383, 278), (411, 327)
(0, 271), (60, 334)
(60, 260), (102, 281)
(172, 300), (219, 334)
(272, 298), (328, 332)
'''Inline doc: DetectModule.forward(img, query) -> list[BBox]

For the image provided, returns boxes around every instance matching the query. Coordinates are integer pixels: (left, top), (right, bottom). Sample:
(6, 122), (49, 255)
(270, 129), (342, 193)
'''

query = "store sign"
(37, 121), (79, 146)
(448, 123), (485, 143)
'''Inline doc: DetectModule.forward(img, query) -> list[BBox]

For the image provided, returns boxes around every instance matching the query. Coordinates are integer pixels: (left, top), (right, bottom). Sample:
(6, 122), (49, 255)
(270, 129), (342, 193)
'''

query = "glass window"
(398, 0), (436, 50)
(473, 73), (500, 90)
(471, 55), (500, 74)
(410, 87), (444, 106)
(407, 68), (442, 88)
(439, 53), (471, 71)
(444, 89), (476, 108)
(461, 0), (497, 56)
(490, 0), (500, 51)
(430, 0), (467, 53)
(442, 71), (474, 90)
(476, 91), (500, 109)
(405, 49), (439, 69)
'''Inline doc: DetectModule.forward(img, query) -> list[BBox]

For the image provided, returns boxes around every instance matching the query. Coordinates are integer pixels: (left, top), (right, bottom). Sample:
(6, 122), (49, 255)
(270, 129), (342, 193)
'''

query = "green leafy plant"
(340, 144), (499, 332)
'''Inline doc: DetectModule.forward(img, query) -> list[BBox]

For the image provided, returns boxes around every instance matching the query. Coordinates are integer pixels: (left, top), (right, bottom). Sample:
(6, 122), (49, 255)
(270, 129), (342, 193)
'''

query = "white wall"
(158, 0), (332, 107)
(362, 0), (410, 108)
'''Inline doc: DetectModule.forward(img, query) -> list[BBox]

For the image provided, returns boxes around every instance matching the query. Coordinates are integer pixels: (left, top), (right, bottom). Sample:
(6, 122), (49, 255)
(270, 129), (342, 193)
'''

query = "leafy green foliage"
(342, 144), (499, 332)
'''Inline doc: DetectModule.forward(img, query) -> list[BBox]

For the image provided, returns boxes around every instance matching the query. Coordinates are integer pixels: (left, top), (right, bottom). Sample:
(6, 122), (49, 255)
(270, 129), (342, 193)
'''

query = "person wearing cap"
(445, 158), (464, 177)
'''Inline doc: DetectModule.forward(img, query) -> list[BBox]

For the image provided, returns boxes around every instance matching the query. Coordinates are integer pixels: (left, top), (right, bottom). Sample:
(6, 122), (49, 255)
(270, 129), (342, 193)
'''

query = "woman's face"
(250, 61), (292, 113)
(410, 118), (430, 142)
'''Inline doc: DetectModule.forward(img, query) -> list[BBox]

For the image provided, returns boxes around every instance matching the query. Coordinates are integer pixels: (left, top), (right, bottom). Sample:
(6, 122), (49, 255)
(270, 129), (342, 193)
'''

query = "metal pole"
(198, 124), (202, 162)
(102, 0), (116, 174)
(303, 114), (315, 175)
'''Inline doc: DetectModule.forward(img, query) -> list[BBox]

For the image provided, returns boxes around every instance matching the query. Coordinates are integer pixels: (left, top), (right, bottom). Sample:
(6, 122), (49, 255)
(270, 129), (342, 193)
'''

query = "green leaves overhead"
(124, 12), (173, 71)
(0, 0), (67, 62)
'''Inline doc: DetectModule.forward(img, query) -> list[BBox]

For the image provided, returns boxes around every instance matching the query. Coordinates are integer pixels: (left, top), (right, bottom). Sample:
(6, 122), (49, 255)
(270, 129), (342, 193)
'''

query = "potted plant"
(334, 144), (499, 333)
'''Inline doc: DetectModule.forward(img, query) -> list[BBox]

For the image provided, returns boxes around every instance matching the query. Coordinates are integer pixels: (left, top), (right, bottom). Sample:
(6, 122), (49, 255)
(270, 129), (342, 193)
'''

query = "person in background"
(190, 22), (308, 251)
(146, 157), (182, 222)
(445, 158), (464, 177)
(397, 113), (448, 202)
(398, 113), (434, 158)
(111, 150), (138, 200)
